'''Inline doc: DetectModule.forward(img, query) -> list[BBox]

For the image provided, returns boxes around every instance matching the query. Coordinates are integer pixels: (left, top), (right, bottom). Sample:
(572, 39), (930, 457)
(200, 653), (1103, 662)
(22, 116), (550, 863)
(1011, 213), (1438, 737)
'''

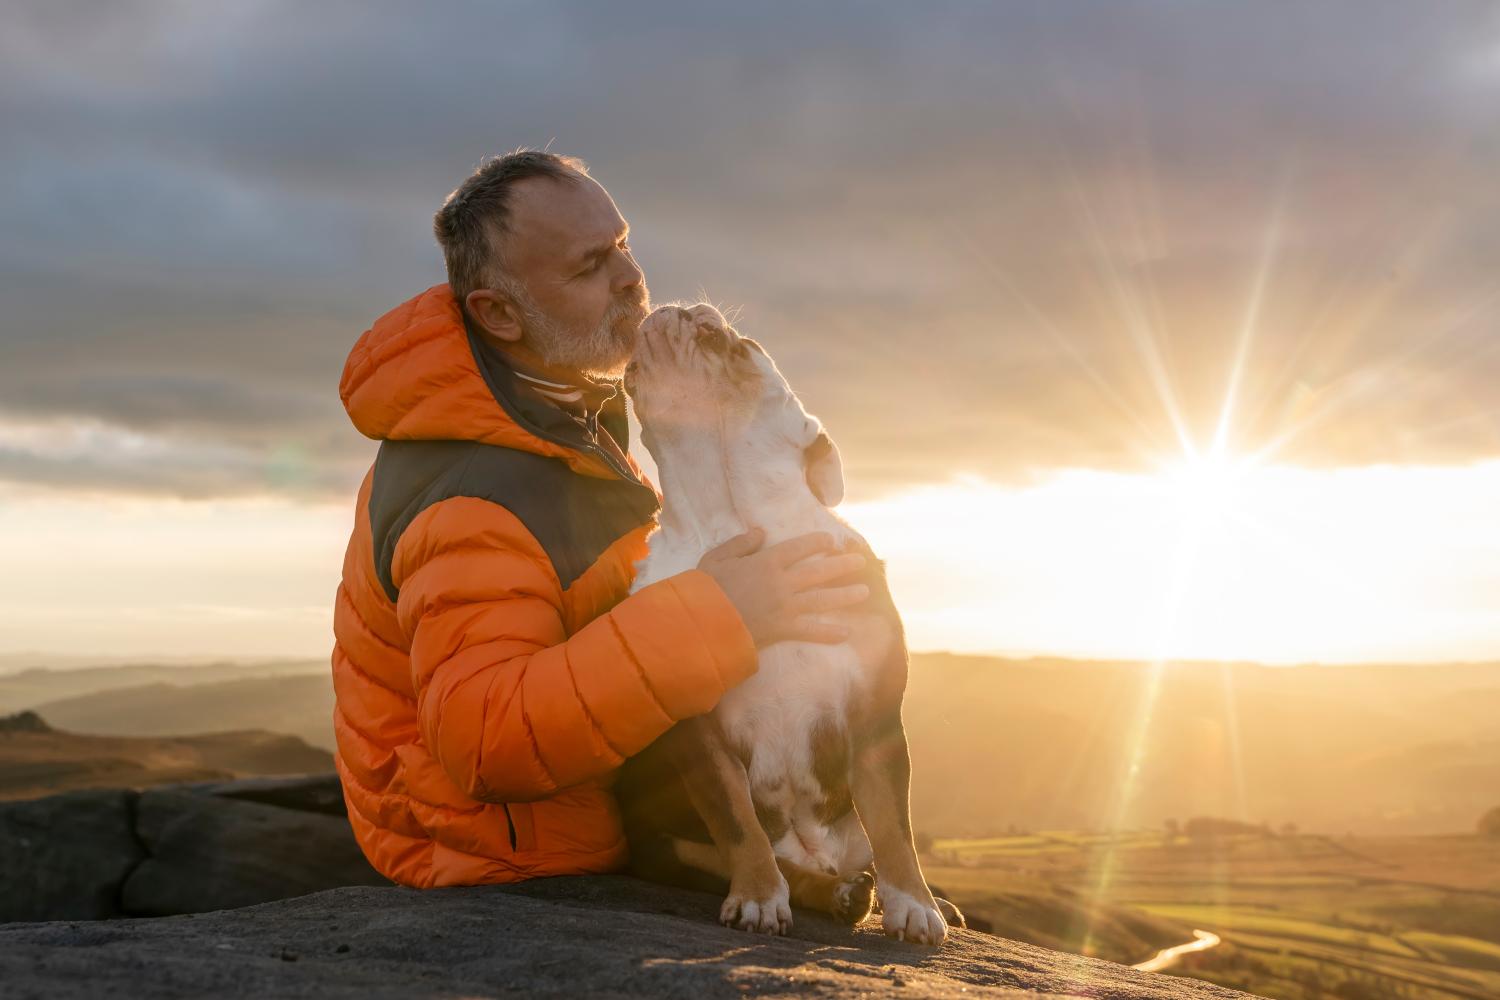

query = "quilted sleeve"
(392, 496), (757, 802)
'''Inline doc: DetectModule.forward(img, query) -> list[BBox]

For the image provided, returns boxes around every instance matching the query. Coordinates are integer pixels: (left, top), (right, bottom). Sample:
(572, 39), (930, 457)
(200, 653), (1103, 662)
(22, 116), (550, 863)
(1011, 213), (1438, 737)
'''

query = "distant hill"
(903, 654), (1500, 837)
(30, 674), (336, 752)
(5, 653), (1498, 835)
(0, 659), (325, 714)
(0, 711), (332, 800)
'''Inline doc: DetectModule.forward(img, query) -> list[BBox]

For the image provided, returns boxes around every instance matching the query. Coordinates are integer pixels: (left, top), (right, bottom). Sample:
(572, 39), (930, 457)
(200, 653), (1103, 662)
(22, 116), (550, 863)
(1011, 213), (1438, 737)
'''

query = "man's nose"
(612, 250), (645, 295)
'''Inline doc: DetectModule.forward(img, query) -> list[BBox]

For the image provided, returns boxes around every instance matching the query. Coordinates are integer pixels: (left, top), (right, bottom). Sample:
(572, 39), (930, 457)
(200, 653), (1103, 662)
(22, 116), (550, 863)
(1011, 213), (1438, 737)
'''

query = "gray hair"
(433, 149), (589, 311)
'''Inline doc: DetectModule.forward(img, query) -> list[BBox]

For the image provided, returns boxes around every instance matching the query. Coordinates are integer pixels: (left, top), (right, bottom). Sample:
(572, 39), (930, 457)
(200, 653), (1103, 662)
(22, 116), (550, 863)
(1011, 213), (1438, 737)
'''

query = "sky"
(1, 1), (1498, 663)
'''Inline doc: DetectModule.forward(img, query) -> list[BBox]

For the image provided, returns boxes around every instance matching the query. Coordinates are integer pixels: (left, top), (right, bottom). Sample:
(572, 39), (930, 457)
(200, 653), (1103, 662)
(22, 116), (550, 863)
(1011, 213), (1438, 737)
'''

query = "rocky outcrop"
(0, 774), (1256, 997)
(0, 876), (1255, 999)
(0, 788), (143, 921)
(0, 774), (384, 922)
(121, 788), (387, 916)
(0, 710), (51, 733)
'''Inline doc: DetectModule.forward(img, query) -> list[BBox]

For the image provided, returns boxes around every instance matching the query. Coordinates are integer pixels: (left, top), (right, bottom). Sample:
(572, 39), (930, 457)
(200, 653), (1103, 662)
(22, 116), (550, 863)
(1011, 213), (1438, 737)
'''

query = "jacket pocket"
(503, 801), (536, 853)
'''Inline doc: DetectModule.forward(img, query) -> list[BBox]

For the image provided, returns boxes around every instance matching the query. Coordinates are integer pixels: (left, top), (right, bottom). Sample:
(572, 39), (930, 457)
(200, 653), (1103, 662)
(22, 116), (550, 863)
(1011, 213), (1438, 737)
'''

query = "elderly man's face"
(498, 173), (649, 377)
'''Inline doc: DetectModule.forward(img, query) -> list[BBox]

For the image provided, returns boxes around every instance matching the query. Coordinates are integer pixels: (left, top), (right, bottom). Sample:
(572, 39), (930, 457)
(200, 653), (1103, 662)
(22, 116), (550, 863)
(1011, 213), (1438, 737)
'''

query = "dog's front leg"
(664, 715), (791, 934)
(849, 715), (948, 946)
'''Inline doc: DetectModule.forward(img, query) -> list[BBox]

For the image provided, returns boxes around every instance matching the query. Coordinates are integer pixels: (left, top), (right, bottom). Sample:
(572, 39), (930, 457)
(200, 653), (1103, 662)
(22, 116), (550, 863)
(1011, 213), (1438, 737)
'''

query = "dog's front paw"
(720, 876), (792, 935)
(879, 885), (948, 946)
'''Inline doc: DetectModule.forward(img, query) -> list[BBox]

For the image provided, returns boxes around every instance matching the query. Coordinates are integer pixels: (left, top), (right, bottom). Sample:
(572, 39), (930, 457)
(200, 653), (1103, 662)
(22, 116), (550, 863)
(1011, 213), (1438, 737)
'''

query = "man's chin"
(583, 338), (635, 380)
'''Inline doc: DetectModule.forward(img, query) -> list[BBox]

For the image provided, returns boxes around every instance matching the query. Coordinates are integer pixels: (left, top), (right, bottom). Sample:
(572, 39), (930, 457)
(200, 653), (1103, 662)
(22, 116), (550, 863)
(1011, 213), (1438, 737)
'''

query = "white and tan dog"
(616, 303), (956, 945)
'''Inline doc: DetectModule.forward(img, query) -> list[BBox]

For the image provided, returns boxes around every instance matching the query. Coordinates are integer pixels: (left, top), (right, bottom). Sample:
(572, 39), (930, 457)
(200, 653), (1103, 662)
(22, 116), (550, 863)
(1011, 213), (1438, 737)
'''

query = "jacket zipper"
(542, 408), (655, 499)
(572, 400), (645, 488)
(467, 327), (655, 499)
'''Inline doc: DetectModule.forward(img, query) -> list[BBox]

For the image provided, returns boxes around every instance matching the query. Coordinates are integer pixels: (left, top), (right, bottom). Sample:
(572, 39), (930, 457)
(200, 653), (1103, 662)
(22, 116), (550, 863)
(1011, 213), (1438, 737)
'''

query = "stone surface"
(121, 789), (386, 916)
(0, 775), (382, 923)
(0, 876), (1257, 999)
(0, 788), (144, 921)
(195, 773), (350, 816)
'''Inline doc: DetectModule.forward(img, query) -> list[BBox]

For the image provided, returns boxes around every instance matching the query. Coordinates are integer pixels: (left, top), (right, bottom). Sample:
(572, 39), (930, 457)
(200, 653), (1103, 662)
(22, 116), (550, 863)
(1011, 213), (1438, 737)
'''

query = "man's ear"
(465, 288), (524, 344)
(804, 430), (845, 507)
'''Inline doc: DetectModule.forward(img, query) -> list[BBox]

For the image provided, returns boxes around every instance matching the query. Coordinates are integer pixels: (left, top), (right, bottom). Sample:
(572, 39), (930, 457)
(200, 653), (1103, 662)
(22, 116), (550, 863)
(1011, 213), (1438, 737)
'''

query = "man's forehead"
(504, 174), (625, 266)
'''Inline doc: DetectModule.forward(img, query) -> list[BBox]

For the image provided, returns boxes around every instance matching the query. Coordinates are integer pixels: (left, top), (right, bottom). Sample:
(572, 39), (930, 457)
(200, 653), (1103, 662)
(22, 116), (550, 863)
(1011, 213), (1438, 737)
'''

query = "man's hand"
(697, 528), (869, 647)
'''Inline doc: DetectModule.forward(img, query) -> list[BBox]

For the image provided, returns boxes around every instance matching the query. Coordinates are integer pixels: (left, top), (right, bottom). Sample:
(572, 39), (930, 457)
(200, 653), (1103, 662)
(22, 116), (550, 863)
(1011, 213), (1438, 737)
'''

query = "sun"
(1155, 450), (1262, 521)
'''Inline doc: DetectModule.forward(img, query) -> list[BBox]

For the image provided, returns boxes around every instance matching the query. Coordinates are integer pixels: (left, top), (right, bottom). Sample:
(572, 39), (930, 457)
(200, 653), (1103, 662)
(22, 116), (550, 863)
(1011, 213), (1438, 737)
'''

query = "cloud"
(0, 417), (363, 500)
(0, 0), (1497, 499)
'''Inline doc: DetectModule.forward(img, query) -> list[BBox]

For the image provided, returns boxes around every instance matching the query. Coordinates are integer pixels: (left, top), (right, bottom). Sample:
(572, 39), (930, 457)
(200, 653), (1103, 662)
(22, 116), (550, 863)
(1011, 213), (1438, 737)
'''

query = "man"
(332, 150), (869, 887)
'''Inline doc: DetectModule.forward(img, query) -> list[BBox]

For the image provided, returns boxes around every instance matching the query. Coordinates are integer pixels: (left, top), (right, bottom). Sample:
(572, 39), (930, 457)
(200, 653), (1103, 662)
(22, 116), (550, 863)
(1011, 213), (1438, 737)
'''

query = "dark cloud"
(1, 0), (1497, 499)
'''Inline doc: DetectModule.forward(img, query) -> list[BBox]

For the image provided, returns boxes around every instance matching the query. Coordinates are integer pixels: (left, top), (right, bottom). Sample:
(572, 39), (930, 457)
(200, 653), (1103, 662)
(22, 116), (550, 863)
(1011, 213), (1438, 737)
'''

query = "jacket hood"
(340, 284), (639, 480)
(341, 284), (537, 448)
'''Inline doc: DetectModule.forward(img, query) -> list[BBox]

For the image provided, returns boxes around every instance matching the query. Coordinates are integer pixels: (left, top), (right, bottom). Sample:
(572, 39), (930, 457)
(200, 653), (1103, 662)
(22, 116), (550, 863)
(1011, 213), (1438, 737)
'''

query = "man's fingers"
(702, 527), (765, 563)
(790, 617), (851, 644)
(766, 531), (837, 567)
(788, 552), (866, 590)
(792, 584), (870, 614)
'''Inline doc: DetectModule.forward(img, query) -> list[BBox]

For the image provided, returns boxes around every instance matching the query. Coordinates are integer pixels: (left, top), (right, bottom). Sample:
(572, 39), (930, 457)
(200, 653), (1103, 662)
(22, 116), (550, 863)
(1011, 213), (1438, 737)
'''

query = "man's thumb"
(702, 526), (764, 563)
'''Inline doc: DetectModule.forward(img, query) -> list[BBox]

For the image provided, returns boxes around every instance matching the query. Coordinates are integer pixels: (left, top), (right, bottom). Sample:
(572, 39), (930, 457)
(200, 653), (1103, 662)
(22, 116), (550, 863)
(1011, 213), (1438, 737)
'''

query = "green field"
(924, 828), (1500, 999)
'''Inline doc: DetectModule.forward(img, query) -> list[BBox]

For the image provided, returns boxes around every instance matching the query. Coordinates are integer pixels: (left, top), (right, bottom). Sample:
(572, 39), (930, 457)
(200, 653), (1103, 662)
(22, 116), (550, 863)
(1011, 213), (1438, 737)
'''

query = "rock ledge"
(0, 875), (1254, 999)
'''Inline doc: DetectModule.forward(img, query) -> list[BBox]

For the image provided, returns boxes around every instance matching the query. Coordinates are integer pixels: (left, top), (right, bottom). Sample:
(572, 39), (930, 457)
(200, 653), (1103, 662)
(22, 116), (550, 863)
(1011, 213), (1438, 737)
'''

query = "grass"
(925, 828), (1500, 1000)
(1403, 932), (1500, 972)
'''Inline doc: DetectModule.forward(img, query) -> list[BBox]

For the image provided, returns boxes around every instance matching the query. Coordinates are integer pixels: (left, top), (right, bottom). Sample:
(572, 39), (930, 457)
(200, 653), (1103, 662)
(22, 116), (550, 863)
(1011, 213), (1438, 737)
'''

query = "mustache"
(607, 288), (650, 326)
(619, 282), (649, 311)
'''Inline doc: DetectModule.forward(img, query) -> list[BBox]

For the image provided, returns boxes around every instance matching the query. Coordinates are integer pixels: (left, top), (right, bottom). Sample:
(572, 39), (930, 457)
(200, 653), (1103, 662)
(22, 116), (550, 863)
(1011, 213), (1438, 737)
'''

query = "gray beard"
(518, 291), (646, 378)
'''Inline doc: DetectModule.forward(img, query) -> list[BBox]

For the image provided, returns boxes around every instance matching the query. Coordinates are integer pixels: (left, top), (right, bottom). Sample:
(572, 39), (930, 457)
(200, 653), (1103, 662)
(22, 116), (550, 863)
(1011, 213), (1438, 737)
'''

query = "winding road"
(1133, 929), (1222, 973)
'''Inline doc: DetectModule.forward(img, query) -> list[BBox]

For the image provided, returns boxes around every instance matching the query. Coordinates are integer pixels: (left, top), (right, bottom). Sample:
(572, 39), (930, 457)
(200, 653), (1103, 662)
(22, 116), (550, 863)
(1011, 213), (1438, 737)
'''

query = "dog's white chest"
(716, 639), (867, 871)
(632, 467), (888, 872)
(714, 640), (861, 766)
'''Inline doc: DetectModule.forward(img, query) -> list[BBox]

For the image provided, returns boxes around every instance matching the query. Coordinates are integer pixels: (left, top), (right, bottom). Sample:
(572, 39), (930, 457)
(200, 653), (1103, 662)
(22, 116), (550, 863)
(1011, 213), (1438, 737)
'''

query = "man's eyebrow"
(572, 223), (630, 268)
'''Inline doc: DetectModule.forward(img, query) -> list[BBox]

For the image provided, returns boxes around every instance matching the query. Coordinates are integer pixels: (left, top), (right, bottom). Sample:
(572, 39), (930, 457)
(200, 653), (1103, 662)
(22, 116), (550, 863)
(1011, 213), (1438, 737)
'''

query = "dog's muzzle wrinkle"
(695, 324), (729, 354)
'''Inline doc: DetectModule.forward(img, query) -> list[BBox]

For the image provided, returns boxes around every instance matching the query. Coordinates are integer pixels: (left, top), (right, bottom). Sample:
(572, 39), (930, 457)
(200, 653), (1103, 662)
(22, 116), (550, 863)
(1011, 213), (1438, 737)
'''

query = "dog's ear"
(804, 430), (845, 507)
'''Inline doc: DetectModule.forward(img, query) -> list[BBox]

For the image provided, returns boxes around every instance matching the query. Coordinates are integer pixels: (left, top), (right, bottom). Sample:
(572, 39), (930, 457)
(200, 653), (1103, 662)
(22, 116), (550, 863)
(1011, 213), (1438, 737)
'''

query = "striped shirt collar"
(511, 368), (619, 422)
(513, 370), (587, 406)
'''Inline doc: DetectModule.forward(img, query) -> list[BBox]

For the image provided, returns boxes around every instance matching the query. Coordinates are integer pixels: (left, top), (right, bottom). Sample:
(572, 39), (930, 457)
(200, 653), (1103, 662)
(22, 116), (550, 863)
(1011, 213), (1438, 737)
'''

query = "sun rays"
(910, 104), (1500, 960)
(839, 120), (1500, 956)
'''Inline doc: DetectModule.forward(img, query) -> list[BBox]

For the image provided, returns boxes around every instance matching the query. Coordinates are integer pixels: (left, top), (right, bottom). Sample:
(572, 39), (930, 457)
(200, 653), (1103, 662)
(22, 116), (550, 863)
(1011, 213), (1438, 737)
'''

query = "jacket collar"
(465, 323), (635, 475)
(339, 284), (640, 483)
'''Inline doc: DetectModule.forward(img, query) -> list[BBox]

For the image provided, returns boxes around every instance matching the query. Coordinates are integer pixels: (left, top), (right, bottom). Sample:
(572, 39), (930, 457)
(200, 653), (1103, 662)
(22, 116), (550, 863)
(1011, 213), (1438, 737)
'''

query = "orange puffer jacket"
(332, 284), (757, 888)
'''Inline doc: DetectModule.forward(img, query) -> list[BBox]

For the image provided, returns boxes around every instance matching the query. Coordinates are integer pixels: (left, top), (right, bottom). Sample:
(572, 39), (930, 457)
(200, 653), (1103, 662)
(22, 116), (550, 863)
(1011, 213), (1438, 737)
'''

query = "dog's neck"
(726, 448), (834, 543)
(650, 426), (746, 550)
